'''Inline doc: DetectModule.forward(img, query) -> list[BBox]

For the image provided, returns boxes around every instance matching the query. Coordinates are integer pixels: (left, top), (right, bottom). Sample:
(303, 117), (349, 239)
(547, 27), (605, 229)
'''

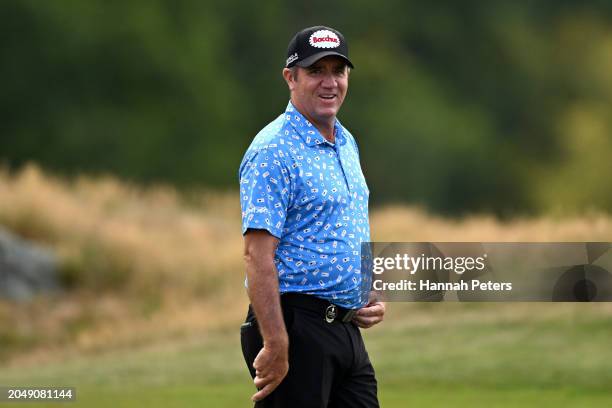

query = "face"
(283, 56), (349, 126)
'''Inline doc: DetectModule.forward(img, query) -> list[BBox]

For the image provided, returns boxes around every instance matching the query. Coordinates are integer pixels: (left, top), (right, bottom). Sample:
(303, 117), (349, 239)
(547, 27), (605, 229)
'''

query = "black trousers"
(240, 296), (379, 408)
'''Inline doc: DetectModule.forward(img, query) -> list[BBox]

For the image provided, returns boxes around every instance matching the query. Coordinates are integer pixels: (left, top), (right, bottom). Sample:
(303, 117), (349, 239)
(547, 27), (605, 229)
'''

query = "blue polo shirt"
(239, 101), (370, 308)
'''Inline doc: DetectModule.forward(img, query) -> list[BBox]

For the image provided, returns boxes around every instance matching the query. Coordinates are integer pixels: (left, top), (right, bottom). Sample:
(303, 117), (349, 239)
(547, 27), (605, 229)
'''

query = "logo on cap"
(286, 53), (298, 65)
(309, 29), (340, 49)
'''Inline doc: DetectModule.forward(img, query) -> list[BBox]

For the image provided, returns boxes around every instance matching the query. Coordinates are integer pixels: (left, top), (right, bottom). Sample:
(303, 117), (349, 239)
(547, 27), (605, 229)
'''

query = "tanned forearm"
(243, 230), (290, 401)
(244, 231), (288, 348)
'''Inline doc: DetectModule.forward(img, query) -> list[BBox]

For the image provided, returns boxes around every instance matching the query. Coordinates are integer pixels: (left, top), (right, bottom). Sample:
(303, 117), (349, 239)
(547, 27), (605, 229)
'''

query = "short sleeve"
(239, 148), (292, 239)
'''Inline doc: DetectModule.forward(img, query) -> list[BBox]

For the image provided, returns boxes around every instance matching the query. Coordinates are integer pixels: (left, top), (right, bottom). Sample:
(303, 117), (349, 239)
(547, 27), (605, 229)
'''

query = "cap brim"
(295, 51), (354, 69)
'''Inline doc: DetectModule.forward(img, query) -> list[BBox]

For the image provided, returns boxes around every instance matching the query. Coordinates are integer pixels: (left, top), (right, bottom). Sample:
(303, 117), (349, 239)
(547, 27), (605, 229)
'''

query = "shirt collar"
(284, 101), (347, 147)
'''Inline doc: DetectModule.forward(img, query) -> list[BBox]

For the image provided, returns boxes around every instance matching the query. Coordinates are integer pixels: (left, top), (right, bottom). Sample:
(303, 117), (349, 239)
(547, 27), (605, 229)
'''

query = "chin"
(317, 107), (339, 118)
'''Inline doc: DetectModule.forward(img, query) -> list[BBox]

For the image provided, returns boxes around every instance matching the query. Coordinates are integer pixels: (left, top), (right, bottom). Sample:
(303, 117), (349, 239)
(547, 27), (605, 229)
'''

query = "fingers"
(253, 367), (273, 383)
(252, 382), (279, 402)
(253, 374), (269, 389)
(356, 302), (385, 317)
(250, 346), (289, 402)
(252, 369), (287, 401)
(254, 357), (271, 376)
(354, 320), (369, 329)
(255, 368), (269, 379)
(252, 368), (284, 389)
(353, 302), (385, 328)
(352, 315), (382, 328)
(254, 366), (275, 380)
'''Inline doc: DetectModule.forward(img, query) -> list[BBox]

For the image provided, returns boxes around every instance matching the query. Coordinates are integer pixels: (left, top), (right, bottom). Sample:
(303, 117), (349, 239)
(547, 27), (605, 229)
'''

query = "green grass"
(1, 304), (612, 407)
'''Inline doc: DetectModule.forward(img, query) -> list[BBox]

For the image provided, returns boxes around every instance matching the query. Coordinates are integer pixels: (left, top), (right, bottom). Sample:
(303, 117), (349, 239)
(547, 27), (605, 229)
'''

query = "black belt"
(281, 293), (357, 323)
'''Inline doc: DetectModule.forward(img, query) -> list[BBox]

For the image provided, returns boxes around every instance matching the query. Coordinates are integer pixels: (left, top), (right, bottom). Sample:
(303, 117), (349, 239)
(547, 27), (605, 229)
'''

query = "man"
(239, 26), (384, 408)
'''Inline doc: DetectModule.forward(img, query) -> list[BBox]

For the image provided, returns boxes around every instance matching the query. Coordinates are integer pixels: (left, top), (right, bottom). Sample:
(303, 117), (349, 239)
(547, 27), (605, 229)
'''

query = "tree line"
(2, 0), (611, 215)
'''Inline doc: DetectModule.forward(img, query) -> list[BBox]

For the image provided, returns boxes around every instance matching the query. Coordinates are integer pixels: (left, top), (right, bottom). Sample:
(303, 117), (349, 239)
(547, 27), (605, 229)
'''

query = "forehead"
(306, 56), (348, 69)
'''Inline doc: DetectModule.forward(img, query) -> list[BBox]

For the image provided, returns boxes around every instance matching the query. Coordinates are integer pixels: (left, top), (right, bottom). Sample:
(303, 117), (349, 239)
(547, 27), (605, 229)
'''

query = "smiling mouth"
(319, 94), (336, 100)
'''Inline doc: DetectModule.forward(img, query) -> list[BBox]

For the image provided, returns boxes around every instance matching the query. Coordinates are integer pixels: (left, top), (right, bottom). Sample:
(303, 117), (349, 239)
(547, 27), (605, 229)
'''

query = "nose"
(321, 72), (337, 88)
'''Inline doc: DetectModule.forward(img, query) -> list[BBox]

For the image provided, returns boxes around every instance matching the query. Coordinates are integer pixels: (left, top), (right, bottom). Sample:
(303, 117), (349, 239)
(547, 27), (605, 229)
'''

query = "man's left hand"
(353, 301), (385, 329)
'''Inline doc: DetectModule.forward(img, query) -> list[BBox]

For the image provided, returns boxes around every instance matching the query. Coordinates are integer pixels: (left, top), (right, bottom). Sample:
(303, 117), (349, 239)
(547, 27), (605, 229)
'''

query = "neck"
(291, 101), (336, 143)
(316, 122), (335, 143)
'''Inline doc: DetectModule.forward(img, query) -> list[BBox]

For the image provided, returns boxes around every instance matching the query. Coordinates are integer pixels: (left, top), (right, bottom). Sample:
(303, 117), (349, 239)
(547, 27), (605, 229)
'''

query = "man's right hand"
(243, 229), (289, 402)
(251, 340), (289, 402)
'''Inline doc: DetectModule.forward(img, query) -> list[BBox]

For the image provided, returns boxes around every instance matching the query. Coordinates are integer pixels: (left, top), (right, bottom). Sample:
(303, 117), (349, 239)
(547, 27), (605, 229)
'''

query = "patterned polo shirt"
(239, 101), (370, 308)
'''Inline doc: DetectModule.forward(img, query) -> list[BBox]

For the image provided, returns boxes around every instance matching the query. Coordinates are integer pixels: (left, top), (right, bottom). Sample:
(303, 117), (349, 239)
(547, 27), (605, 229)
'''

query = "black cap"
(285, 26), (354, 69)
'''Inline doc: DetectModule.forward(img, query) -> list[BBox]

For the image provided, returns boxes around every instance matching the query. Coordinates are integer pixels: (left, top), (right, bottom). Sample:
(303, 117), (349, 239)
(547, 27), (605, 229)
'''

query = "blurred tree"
(1, 0), (611, 215)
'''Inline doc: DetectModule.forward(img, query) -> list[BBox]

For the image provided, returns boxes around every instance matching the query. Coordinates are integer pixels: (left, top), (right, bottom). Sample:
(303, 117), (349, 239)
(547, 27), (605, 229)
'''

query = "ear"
(282, 68), (296, 91)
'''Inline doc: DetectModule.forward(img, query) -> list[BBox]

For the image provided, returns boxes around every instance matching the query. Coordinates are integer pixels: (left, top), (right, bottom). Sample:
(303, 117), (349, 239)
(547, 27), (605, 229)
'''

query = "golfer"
(239, 25), (384, 408)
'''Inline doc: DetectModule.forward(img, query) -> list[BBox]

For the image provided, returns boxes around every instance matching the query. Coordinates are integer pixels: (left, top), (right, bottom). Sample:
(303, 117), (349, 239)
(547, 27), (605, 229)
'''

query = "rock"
(0, 227), (59, 301)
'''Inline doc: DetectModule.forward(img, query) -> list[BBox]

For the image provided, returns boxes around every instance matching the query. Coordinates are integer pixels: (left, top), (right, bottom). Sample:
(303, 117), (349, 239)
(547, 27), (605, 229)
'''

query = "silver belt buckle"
(342, 309), (357, 323)
(325, 305), (337, 323)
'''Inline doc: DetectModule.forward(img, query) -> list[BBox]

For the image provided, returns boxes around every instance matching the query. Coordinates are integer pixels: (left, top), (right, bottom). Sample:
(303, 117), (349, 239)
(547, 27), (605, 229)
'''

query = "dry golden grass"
(371, 205), (612, 242)
(0, 164), (611, 364)
(0, 164), (244, 292)
(0, 164), (247, 362)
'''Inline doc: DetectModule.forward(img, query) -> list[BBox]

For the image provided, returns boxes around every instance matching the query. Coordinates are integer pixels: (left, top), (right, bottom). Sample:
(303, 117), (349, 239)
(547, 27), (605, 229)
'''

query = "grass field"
(1, 166), (612, 407)
(2, 302), (612, 407)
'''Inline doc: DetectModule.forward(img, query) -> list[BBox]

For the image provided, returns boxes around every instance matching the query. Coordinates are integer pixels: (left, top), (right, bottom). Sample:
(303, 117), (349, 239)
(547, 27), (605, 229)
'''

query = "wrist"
(264, 333), (289, 350)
